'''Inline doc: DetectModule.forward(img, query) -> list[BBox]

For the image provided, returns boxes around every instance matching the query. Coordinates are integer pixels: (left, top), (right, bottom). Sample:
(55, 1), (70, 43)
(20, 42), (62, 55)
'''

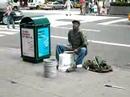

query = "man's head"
(72, 20), (80, 31)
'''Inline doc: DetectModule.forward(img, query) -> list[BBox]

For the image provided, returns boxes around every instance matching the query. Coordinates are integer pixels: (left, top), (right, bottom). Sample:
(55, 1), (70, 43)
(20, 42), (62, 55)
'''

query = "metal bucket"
(44, 59), (57, 78)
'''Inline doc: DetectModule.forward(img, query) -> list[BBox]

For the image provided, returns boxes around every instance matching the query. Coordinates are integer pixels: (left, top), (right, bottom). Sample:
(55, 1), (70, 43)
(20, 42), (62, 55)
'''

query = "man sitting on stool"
(56, 20), (88, 72)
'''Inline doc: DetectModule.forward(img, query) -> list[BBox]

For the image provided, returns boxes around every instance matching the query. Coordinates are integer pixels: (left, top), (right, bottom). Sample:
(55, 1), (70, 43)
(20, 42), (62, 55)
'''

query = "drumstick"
(104, 84), (126, 90)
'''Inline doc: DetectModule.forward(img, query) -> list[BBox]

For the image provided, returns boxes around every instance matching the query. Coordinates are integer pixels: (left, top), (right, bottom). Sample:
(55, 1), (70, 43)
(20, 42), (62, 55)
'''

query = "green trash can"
(20, 16), (51, 63)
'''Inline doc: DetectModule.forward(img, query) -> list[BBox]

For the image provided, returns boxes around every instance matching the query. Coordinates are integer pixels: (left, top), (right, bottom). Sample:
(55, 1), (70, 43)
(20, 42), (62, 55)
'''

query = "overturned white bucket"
(44, 59), (57, 78)
(58, 51), (75, 72)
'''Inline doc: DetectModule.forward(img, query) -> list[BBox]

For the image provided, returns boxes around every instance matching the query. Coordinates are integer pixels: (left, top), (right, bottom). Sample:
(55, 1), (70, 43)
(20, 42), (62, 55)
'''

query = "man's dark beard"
(73, 27), (79, 32)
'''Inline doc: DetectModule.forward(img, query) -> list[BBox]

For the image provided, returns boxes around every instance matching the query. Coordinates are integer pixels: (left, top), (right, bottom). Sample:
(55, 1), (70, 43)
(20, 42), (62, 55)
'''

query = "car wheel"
(2, 16), (8, 25)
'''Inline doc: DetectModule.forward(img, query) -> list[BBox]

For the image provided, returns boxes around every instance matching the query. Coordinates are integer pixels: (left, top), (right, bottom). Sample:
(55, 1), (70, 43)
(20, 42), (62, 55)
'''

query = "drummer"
(55, 20), (88, 72)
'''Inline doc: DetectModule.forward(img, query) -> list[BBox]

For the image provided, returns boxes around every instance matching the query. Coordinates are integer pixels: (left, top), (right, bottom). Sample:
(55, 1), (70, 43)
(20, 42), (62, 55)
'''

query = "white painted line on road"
(83, 28), (100, 32)
(0, 31), (17, 35)
(0, 28), (19, 32)
(89, 40), (130, 48)
(51, 35), (130, 48)
(98, 23), (130, 28)
(54, 27), (100, 32)
(0, 25), (19, 28)
(0, 35), (5, 37)
(98, 18), (128, 25)
(51, 35), (67, 39)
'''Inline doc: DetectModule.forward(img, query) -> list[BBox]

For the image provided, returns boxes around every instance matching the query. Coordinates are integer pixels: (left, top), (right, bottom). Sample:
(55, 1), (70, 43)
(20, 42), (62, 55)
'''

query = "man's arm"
(81, 31), (88, 47)
(67, 30), (73, 50)
(68, 30), (71, 45)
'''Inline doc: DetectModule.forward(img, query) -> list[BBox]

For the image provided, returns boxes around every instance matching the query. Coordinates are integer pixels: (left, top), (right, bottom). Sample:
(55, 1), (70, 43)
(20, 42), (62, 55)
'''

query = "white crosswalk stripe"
(0, 25), (19, 37)
(45, 14), (120, 27)
(55, 26), (101, 32)
(98, 18), (128, 25)
(0, 31), (18, 35)
(0, 35), (5, 37)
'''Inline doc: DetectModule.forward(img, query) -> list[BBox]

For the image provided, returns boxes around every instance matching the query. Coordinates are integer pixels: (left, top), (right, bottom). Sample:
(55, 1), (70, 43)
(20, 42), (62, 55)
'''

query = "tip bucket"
(44, 59), (57, 78)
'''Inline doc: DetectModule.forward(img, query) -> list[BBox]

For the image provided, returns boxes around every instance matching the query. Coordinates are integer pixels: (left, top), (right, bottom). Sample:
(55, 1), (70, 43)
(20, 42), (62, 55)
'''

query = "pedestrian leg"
(80, 5), (83, 14)
(7, 16), (10, 29)
(11, 16), (15, 29)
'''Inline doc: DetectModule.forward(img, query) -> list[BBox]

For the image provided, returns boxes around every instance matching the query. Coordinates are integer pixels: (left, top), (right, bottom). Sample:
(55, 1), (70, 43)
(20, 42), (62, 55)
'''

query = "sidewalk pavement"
(0, 47), (130, 97)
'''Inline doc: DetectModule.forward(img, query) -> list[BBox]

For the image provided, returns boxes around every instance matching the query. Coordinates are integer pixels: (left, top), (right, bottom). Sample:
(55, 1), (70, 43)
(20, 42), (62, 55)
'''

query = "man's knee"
(80, 47), (87, 55)
(56, 44), (62, 50)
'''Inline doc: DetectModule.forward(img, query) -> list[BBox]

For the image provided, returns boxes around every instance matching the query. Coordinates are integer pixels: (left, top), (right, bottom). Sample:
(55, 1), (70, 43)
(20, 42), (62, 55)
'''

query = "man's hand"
(74, 48), (78, 52)
(66, 44), (73, 50)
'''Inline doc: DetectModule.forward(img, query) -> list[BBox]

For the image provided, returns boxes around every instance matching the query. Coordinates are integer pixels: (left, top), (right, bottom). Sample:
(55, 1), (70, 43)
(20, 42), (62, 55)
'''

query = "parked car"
(41, 1), (65, 10)
(28, 0), (45, 9)
(128, 13), (130, 21)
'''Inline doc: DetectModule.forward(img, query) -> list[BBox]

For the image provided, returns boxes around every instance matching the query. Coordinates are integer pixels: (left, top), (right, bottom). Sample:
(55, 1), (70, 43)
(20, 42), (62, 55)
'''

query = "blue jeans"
(56, 44), (87, 65)
(7, 15), (15, 29)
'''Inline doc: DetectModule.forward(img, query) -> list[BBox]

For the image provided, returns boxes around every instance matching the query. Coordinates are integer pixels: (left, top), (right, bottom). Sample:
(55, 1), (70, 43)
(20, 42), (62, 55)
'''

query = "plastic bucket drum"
(44, 59), (57, 78)
(58, 51), (75, 72)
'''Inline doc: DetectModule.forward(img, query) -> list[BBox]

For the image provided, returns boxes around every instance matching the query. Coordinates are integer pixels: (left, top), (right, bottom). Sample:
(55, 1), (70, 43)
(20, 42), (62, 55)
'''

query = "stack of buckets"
(44, 59), (57, 78)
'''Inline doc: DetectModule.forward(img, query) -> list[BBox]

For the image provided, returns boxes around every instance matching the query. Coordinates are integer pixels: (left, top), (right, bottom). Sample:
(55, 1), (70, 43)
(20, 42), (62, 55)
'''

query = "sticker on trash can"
(38, 27), (49, 57)
(21, 28), (34, 57)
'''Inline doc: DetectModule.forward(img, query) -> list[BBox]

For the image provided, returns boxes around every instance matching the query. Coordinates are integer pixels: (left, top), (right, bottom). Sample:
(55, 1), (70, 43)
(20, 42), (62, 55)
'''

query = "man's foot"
(66, 65), (77, 72)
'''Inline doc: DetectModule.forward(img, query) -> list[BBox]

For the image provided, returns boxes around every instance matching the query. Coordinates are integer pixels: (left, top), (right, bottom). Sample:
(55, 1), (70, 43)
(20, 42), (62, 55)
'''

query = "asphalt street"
(0, 9), (130, 70)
